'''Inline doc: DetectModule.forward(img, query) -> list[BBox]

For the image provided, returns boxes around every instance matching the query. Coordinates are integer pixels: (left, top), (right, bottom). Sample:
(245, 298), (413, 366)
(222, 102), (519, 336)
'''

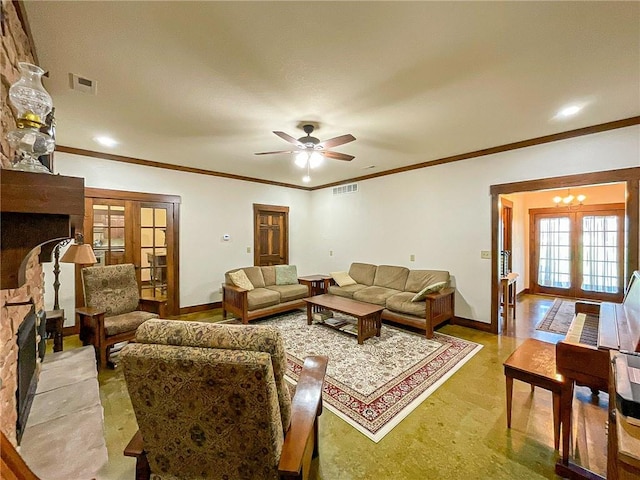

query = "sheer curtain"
(582, 215), (618, 293)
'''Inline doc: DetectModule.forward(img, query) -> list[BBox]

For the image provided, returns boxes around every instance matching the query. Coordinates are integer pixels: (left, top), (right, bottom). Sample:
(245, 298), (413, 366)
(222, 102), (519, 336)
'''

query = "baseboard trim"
(452, 316), (493, 333)
(179, 302), (221, 314)
(517, 288), (529, 299)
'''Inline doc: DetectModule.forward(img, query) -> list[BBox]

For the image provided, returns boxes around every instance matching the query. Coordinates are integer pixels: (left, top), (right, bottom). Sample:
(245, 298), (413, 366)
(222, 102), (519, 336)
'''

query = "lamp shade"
(60, 244), (97, 265)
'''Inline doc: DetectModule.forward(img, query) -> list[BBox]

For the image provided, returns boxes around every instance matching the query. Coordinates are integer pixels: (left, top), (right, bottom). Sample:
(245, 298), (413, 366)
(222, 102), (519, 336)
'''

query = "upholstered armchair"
(121, 319), (328, 480)
(77, 264), (166, 369)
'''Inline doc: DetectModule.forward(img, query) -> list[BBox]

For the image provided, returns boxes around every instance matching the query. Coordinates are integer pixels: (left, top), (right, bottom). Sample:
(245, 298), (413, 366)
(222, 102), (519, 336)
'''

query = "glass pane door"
(92, 204), (126, 265)
(140, 204), (171, 302)
(535, 214), (573, 295)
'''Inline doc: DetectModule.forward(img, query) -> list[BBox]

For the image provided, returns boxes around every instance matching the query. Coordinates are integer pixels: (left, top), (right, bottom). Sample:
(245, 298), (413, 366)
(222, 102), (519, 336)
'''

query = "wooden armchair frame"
(124, 355), (328, 480)
(77, 298), (166, 369)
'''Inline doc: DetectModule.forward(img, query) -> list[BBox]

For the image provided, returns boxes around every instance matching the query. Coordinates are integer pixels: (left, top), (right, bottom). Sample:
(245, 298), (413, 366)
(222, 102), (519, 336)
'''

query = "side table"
(45, 309), (65, 352)
(298, 275), (332, 297)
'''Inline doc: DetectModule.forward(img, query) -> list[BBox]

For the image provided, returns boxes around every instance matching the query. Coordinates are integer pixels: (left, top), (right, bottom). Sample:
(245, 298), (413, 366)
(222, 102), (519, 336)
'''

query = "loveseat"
(222, 265), (310, 324)
(328, 262), (455, 338)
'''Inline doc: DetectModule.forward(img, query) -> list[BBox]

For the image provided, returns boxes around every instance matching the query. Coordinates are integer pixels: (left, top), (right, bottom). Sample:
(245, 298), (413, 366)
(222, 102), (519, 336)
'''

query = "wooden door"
(530, 203), (624, 302)
(500, 197), (513, 276)
(253, 204), (289, 266)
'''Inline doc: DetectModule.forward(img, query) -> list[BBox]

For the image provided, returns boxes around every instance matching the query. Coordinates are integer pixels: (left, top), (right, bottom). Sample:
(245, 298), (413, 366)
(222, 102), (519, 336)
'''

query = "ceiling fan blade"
(254, 150), (297, 156)
(319, 134), (356, 149)
(322, 150), (354, 161)
(273, 131), (303, 146)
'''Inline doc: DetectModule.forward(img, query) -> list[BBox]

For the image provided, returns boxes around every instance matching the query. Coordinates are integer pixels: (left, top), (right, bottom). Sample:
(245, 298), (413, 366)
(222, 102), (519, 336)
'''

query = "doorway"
(490, 167), (640, 334)
(253, 204), (289, 266)
(78, 189), (181, 320)
(530, 204), (625, 302)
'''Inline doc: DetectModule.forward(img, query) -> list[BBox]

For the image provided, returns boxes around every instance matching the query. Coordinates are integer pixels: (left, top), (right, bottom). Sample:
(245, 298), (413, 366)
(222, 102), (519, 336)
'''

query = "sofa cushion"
(247, 288), (280, 310)
(243, 266), (266, 288)
(405, 270), (450, 293)
(348, 263), (377, 286)
(265, 284), (308, 302)
(328, 284), (368, 299)
(229, 270), (255, 291)
(411, 281), (448, 302)
(104, 310), (158, 336)
(330, 271), (357, 287)
(386, 292), (428, 317)
(275, 265), (298, 285)
(261, 266), (276, 286)
(373, 265), (410, 290)
(353, 286), (401, 306)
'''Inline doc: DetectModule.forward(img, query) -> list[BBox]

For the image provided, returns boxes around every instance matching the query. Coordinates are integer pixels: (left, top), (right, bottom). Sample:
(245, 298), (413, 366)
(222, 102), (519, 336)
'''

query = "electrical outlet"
(246, 247), (251, 253)
(480, 250), (491, 259)
(329, 250), (333, 256)
(410, 254), (415, 262)
(218, 286), (223, 293)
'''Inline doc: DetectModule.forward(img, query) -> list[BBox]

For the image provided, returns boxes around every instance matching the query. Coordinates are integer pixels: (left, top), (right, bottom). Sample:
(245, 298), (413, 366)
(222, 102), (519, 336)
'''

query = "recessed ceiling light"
(93, 136), (118, 147)
(362, 165), (376, 170)
(556, 105), (582, 118)
(302, 175), (311, 183)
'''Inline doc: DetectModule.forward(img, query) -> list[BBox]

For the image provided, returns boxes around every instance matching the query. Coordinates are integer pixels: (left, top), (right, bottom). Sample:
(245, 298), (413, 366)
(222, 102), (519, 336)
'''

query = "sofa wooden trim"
(222, 282), (311, 324)
(124, 355), (329, 480)
(381, 287), (455, 339)
(77, 298), (166, 368)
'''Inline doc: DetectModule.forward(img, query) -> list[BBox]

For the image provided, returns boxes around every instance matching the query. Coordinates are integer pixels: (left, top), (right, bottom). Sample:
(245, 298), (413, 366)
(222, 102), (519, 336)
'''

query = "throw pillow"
(411, 281), (448, 302)
(331, 271), (357, 287)
(275, 265), (298, 285)
(229, 270), (254, 291)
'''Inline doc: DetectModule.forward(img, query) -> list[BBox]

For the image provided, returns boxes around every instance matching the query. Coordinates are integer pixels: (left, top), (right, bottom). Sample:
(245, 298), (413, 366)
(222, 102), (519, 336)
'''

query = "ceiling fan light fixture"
(309, 151), (323, 169)
(295, 152), (308, 168)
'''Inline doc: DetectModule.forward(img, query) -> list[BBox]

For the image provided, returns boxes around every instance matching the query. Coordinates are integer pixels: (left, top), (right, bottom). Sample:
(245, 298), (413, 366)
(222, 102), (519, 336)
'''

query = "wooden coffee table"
(303, 294), (384, 345)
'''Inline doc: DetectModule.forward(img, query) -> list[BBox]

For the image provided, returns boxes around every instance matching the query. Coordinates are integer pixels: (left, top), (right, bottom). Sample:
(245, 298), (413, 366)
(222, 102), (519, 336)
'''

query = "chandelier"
(553, 190), (586, 207)
(5, 62), (55, 174)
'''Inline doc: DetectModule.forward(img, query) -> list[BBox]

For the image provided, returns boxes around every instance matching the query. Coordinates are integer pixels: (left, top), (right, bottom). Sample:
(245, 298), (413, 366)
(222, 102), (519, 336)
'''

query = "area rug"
(535, 298), (575, 335)
(258, 311), (482, 442)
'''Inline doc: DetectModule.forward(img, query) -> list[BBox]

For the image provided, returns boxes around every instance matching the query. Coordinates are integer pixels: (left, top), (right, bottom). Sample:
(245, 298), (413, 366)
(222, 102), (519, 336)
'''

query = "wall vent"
(332, 183), (358, 195)
(69, 73), (97, 95)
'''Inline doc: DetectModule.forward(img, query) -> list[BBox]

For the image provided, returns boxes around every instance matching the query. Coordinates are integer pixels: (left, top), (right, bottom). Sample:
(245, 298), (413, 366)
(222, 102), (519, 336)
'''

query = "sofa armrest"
(222, 283), (249, 323)
(76, 306), (106, 318)
(422, 286), (455, 301)
(279, 355), (328, 479)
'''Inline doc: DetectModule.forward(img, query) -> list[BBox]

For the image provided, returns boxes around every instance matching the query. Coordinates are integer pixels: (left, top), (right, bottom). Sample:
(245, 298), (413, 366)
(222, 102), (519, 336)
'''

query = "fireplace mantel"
(1, 170), (85, 290)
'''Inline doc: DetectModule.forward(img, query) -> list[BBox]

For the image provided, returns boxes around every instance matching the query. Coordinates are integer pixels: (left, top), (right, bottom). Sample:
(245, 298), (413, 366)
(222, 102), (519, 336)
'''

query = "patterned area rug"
(259, 311), (482, 442)
(535, 298), (576, 335)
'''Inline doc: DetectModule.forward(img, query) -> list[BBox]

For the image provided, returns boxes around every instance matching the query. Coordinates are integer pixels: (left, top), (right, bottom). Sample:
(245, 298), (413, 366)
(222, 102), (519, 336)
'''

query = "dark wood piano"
(556, 271), (640, 478)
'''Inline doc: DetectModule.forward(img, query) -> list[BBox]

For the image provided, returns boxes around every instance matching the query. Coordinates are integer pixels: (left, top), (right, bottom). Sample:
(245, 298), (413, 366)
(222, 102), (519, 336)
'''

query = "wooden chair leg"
(552, 392), (561, 451)
(506, 375), (513, 428)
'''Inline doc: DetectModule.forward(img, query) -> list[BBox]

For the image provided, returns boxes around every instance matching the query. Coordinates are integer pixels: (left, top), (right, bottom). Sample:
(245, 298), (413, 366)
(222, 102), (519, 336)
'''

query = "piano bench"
(503, 338), (565, 451)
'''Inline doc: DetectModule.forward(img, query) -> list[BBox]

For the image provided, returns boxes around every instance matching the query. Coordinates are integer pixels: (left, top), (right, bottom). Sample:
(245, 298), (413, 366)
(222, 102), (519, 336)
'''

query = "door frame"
(253, 203), (289, 266)
(489, 166), (640, 335)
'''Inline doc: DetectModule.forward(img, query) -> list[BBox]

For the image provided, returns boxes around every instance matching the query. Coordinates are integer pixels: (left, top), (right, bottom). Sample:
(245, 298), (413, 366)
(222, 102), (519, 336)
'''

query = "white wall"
(306, 126), (639, 323)
(45, 126), (639, 326)
(45, 153), (311, 325)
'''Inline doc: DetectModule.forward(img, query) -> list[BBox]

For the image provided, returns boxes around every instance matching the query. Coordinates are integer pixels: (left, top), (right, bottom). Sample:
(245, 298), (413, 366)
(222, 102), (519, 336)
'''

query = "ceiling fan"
(255, 124), (356, 162)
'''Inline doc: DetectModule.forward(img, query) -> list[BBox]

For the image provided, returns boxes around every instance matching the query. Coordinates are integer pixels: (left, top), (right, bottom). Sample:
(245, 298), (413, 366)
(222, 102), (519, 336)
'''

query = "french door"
(78, 189), (181, 318)
(530, 204), (625, 302)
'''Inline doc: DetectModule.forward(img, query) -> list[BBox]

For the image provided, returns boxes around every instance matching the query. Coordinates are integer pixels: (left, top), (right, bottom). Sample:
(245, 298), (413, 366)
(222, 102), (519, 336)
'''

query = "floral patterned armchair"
(77, 264), (166, 368)
(121, 319), (328, 480)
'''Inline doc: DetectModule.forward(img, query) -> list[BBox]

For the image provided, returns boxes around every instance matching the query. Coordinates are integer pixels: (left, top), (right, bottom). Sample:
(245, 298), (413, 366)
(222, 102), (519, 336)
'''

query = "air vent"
(69, 73), (97, 94)
(332, 183), (358, 195)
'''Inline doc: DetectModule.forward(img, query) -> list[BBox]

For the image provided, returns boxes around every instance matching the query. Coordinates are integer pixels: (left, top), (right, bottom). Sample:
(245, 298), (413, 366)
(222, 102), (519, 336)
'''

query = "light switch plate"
(481, 250), (491, 259)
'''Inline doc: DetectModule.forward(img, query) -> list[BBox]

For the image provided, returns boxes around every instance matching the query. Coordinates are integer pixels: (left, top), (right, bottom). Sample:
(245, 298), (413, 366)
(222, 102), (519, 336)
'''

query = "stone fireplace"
(0, 249), (45, 445)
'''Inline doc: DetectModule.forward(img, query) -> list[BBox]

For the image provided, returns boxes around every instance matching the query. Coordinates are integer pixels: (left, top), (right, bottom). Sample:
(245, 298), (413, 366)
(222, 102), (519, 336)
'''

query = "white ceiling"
(24, 1), (640, 188)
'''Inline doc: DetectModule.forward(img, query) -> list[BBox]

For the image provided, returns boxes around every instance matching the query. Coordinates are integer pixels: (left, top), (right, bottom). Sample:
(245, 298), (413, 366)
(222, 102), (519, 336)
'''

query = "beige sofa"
(222, 265), (310, 324)
(328, 262), (455, 338)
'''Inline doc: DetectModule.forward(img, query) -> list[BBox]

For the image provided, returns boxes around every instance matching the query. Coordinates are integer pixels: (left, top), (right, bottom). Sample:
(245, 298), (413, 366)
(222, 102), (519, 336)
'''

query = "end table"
(45, 309), (65, 352)
(298, 275), (332, 297)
